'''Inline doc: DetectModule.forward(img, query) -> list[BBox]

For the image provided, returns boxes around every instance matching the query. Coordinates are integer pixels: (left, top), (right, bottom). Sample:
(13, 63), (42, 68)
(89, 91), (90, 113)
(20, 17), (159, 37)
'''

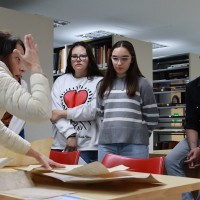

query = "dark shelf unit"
(153, 54), (189, 149)
(53, 46), (65, 81)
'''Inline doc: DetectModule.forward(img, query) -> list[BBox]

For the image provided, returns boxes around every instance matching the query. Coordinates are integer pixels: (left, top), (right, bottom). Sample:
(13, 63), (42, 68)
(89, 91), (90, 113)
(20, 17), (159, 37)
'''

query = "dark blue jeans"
(19, 129), (25, 138)
(80, 150), (98, 164)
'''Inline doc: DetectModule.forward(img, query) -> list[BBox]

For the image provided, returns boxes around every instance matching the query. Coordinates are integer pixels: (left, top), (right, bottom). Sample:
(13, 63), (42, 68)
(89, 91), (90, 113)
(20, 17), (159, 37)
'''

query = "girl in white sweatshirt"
(51, 41), (103, 163)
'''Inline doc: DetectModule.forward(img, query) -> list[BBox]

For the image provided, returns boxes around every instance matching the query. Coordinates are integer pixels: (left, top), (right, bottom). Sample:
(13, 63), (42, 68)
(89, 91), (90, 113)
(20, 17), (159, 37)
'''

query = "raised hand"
(13, 34), (43, 74)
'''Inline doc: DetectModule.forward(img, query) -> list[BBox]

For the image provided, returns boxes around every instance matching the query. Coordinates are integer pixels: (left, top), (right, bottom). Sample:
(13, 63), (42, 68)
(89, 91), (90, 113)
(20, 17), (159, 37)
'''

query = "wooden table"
(150, 149), (171, 158)
(1, 168), (200, 200)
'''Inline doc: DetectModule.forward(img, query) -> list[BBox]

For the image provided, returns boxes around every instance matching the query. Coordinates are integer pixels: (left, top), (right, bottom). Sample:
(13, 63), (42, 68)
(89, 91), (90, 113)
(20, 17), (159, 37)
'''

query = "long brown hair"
(98, 40), (143, 98)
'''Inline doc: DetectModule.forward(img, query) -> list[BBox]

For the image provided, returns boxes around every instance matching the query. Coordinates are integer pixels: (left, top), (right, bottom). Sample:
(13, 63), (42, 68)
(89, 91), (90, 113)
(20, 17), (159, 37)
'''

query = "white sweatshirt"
(8, 79), (28, 135)
(51, 74), (102, 151)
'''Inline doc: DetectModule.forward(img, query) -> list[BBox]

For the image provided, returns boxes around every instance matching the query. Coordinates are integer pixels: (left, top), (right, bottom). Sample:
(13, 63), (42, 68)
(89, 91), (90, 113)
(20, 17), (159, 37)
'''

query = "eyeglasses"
(71, 54), (88, 62)
(111, 56), (132, 63)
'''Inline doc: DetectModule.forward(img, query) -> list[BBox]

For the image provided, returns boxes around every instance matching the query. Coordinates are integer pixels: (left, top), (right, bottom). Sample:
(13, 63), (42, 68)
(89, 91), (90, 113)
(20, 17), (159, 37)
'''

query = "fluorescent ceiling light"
(54, 19), (70, 28)
(77, 30), (113, 39)
(77, 30), (167, 50)
(152, 43), (167, 49)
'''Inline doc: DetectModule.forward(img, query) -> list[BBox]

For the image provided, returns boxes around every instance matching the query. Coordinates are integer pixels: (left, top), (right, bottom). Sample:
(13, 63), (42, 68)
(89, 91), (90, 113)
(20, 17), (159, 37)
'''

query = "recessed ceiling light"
(53, 19), (70, 28)
(77, 31), (167, 50)
(76, 30), (113, 39)
(152, 43), (167, 50)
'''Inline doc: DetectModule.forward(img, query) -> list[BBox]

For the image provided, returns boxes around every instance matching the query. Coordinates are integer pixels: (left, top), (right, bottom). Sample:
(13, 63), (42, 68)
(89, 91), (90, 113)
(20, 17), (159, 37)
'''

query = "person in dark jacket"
(165, 76), (200, 200)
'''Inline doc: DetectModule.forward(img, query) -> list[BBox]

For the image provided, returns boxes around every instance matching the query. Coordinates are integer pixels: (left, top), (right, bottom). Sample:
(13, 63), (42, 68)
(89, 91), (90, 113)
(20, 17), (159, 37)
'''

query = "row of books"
(154, 70), (189, 80)
(91, 44), (111, 68)
(53, 47), (66, 75)
(153, 86), (186, 92)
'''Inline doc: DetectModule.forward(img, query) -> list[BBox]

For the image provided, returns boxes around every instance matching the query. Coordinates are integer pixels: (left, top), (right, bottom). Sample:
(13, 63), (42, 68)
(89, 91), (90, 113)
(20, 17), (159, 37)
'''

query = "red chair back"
(102, 153), (164, 174)
(49, 150), (80, 165)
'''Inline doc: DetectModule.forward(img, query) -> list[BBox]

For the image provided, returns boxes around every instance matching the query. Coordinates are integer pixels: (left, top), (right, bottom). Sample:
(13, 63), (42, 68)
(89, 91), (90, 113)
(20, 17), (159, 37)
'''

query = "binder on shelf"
(154, 128), (185, 133)
(157, 103), (185, 107)
(159, 115), (185, 119)
(53, 53), (59, 74)
(153, 86), (186, 94)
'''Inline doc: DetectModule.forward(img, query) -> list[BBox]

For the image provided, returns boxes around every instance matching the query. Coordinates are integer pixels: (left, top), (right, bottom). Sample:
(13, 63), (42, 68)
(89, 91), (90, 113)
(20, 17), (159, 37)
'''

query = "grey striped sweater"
(97, 76), (158, 145)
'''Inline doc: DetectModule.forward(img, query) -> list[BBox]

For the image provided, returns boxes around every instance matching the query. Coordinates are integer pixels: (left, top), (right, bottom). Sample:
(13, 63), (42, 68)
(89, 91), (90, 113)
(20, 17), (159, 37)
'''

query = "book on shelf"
(153, 86), (186, 92)
(159, 115), (185, 119)
(157, 126), (184, 129)
(53, 53), (59, 74)
(53, 47), (66, 74)
(168, 71), (189, 79)
(157, 103), (185, 107)
(59, 48), (67, 73)
(158, 119), (183, 123)
(167, 63), (189, 69)
(154, 87), (175, 92)
(97, 46), (103, 67)
(154, 128), (185, 132)
(92, 44), (110, 69)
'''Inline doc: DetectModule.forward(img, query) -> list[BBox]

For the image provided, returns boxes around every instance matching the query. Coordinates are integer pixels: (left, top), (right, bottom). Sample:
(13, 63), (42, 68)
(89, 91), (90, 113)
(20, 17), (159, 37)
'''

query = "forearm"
(56, 110), (67, 119)
(26, 147), (43, 160)
(0, 122), (31, 154)
(67, 101), (97, 121)
(52, 101), (97, 122)
(186, 129), (199, 149)
(51, 110), (67, 123)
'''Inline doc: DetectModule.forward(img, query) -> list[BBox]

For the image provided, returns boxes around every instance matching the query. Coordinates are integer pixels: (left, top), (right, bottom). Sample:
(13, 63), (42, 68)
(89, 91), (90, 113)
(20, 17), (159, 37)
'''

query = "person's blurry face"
(2, 43), (25, 81)
(111, 47), (132, 77)
(71, 46), (89, 78)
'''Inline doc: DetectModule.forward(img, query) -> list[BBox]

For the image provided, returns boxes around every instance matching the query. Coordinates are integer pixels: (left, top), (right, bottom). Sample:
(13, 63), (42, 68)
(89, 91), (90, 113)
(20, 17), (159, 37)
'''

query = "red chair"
(49, 150), (80, 164)
(102, 153), (165, 174)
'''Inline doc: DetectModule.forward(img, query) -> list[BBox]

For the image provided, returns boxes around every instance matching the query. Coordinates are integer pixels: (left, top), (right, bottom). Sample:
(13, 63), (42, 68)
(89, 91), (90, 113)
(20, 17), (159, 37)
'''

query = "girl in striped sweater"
(97, 40), (159, 161)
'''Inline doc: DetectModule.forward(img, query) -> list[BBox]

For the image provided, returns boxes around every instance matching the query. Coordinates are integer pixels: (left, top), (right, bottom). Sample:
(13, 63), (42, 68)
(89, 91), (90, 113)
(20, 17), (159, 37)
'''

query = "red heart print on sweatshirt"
(64, 90), (88, 108)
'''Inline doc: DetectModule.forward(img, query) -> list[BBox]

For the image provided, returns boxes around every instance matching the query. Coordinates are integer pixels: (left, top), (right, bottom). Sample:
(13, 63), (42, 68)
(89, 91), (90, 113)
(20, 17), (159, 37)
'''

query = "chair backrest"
(49, 150), (80, 165)
(102, 153), (165, 174)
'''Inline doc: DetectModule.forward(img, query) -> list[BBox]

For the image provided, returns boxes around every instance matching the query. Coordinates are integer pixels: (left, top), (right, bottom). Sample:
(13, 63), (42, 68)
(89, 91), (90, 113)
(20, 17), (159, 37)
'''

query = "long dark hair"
(0, 30), (25, 60)
(98, 40), (143, 98)
(65, 41), (103, 79)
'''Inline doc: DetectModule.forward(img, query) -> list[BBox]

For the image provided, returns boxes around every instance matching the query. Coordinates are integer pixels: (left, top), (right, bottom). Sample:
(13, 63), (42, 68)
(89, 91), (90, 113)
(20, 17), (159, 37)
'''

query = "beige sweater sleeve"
(0, 121), (31, 154)
(0, 61), (51, 154)
(0, 62), (51, 123)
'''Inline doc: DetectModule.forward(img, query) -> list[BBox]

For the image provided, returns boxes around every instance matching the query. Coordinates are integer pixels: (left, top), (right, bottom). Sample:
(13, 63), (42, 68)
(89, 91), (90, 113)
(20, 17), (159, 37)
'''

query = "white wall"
(189, 53), (200, 81)
(0, 7), (53, 141)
